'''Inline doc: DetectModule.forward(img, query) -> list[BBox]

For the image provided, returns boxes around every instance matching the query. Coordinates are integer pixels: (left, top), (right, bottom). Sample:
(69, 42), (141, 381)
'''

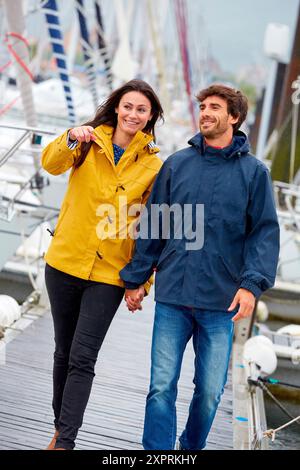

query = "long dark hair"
(74, 79), (164, 168)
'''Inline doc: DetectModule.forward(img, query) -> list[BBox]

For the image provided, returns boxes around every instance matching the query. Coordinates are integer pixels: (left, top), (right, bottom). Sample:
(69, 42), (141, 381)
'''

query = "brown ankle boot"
(46, 430), (59, 450)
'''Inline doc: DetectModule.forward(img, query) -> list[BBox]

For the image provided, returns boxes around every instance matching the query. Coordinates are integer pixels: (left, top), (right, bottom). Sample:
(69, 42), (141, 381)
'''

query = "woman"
(42, 79), (163, 450)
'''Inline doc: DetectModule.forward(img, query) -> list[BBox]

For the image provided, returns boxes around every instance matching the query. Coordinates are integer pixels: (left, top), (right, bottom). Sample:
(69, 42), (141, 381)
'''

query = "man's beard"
(200, 120), (228, 138)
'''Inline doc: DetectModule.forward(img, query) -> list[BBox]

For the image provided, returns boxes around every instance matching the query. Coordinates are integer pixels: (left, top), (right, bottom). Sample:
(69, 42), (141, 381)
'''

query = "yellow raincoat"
(41, 124), (162, 291)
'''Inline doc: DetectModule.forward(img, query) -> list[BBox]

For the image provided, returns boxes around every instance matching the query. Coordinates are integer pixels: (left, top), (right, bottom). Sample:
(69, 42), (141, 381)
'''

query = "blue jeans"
(143, 302), (234, 450)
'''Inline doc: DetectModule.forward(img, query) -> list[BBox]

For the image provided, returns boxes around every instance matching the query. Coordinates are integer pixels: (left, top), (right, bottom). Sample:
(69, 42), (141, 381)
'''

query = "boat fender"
(256, 300), (269, 322)
(276, 325), (300, 336)
(0, 295), (21, 328)
(243, 335), (277, 376)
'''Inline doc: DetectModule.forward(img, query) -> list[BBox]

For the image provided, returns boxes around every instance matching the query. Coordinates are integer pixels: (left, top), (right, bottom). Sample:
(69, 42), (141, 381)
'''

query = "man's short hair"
(196, 84), (248, 134)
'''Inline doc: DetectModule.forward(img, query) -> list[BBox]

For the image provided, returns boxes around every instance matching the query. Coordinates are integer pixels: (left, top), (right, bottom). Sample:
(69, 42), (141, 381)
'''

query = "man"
(120, 84), (280, 450)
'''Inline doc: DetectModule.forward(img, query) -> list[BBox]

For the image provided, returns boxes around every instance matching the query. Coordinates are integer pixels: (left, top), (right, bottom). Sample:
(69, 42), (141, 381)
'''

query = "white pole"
(146, 0), (171, 114)
(111, 0), (135, 83)
(67, 17), (79, 74)
(256, 59), (278, 160)
(3, 0), (37, 128)
(289, 101), (299, 183)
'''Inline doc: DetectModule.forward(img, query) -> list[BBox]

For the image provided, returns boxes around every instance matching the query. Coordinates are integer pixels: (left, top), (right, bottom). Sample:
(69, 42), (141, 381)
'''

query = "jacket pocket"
(219, 255), (238, 282)
(156, 249), (176, 271)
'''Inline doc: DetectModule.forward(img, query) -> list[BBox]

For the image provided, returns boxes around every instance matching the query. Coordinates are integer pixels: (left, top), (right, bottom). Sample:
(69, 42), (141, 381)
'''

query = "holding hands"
(125, 286), (145, 313)
(69, 126), (96, 143)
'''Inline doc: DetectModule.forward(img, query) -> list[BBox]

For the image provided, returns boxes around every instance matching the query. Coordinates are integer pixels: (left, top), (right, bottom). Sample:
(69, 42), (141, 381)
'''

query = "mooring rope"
(264, 415), (300, 442)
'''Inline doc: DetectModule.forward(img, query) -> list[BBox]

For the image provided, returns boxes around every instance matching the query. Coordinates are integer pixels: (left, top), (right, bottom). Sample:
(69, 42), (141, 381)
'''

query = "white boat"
(0, 123), (63, 307)
(253, 322), (300, 394)
(261, 182), (300, 323)
(232, 301), (300, 450)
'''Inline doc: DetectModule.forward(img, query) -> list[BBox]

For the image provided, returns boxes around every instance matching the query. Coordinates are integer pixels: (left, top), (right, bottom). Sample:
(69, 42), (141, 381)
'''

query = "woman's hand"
(69, 126), (96, 143)
(125, 286), (145, 313)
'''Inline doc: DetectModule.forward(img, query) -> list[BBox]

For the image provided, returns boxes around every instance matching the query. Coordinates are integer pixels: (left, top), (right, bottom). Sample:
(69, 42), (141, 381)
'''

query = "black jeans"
(45, 264), (124, 449)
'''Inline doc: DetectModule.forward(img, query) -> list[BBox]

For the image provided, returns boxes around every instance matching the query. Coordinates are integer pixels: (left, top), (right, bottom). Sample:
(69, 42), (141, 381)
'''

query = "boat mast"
(146, 0), (171, 115)
(66, 16), (79, 76)
(42, 0), (77, 125)
(74, 0), (98, 109)
(111, 0), (135, 84)
(2, 0), (37, 128)
(94, 0), (113, 91)
(174, 0), (197, 131)
(290, 76), (300, 183)
(271, 6), (300, 182)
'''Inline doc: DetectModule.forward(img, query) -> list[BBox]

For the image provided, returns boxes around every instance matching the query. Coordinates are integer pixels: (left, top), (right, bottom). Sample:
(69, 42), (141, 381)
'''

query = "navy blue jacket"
(120, 131), (280, 310)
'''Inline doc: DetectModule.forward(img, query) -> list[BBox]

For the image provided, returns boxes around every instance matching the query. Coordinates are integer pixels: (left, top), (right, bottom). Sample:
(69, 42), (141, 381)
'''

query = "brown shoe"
(46, 430), (59, 450)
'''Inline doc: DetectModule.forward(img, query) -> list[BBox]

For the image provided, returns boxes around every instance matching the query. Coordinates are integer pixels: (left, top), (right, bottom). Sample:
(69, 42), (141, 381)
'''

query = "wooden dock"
(0, 293), (233, 450)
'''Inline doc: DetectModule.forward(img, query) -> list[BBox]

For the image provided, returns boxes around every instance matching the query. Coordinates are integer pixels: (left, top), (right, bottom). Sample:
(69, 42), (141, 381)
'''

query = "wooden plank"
(0, 293), (233, 450)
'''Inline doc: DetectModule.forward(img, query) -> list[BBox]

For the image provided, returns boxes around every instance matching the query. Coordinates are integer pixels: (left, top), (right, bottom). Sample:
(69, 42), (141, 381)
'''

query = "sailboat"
(231, 12), (300, 449)
(0, 0), (197, 327)
(249, 9), (300, 323)
(0, 0), (93, 320)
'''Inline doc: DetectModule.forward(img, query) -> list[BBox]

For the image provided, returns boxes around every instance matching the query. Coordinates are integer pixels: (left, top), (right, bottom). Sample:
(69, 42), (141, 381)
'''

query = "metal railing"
(0, 123), (56, 168)
(0, 123), (57, 222)
(273, 181), (300, 281)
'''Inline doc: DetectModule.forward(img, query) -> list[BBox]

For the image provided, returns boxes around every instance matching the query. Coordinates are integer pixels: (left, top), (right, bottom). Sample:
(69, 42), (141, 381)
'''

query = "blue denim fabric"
(142, 301), (234, 450)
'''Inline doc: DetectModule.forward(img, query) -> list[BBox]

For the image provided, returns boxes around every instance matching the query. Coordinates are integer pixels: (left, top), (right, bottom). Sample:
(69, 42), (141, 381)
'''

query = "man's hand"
(69, 126), (96, 143)
(125, 286), (145, 313)
(228, 288), (256, 322)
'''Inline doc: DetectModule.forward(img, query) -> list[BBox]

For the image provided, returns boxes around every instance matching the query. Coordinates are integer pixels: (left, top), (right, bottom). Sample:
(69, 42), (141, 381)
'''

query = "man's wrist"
(239, 280), (261, 298)
(124, 281), (141, 290)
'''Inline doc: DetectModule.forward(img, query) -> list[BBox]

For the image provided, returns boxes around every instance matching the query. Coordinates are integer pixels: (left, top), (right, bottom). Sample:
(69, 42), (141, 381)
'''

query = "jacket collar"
(93, 125), (159, 168)
(93, 125), (159, 151)
(188, 130), (250, 159)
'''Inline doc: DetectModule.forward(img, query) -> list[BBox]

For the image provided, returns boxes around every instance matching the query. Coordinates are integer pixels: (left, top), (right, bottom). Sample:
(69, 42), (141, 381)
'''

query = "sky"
(23, 0), (300, 82)
(199, 0), (300, 73)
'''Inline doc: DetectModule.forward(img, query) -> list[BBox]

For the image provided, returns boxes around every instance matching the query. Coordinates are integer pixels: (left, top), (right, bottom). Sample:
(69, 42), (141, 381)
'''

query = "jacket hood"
(188, 130), (250, 159)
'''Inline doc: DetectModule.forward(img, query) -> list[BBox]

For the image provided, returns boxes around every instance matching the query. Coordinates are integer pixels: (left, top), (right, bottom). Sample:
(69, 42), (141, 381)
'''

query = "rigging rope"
(0, 32), (33, 116)
(4, 32), (34, 80)
(259, 376), (300, 390)
(26, 0), (50, 15)
(0, 60), (12, 73)
(264, 415), (300, 442)
(247, 376), (300, 447)
(0, 96), (20, 117)
(256, 379), (300, 426)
